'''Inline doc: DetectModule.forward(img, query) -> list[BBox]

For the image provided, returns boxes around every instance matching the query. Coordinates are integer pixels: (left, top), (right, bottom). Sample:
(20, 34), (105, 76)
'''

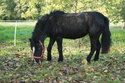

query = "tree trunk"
(123, 22), (125, 29)
(74, 0), (78, 13)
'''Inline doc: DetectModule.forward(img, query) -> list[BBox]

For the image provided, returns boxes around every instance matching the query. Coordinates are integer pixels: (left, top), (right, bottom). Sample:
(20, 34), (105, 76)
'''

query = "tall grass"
(110, 27), (125, 54)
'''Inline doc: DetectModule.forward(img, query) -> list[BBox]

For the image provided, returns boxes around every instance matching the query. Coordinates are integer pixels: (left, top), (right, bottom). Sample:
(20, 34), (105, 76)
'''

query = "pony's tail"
(101, 17), (111, 53)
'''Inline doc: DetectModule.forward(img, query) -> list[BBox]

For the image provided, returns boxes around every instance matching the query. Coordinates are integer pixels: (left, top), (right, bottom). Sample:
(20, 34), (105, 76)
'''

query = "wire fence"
(0, 20), (124, 46)
(0, 20), (36, 46)
(0, 20), (36, 25)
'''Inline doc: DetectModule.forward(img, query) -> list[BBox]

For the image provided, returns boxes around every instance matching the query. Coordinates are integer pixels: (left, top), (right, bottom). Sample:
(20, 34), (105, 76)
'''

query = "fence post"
(14, 21), (17, 46)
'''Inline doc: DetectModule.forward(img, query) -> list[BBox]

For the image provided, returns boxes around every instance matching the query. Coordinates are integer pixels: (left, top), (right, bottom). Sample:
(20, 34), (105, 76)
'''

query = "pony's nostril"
(33, 58), (42, 64)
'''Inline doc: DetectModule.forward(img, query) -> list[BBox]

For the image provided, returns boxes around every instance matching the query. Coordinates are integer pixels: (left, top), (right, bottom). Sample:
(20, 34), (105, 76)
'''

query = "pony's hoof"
(58, 59), (63, 62)
(47, 58), (52, 61)
(86, 58), (91, 63)
(94, 58), (99, 61)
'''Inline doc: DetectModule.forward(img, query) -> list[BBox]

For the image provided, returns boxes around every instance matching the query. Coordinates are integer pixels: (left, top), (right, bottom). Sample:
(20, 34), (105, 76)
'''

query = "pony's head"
(29, 15), (49, 63)
(29, 37), (45, 63)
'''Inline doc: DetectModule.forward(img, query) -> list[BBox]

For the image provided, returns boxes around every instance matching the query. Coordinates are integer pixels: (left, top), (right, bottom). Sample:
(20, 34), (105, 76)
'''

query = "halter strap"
(34, 41), (45, 60)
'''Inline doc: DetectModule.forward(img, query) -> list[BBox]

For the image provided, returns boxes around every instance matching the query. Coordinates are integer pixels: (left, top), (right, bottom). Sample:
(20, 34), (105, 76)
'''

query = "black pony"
(30, 10), (111, 63)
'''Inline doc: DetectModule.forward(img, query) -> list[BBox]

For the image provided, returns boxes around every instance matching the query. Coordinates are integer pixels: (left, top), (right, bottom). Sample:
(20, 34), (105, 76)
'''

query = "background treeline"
(0, 0), (125, 24)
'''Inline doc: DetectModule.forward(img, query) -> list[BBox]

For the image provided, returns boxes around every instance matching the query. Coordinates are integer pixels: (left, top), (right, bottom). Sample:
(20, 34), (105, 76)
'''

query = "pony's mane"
(49, 10), (65, 16)
(32, 10), (65, 40)
(38, 10), (65, 21)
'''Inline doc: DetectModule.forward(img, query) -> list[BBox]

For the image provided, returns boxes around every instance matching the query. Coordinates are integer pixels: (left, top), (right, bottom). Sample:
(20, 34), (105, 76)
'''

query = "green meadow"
(0, 22), (125, 83)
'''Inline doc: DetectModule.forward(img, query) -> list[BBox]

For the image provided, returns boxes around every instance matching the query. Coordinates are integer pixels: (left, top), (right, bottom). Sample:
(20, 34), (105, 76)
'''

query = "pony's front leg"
(47, 38), (55, 61)
(56, 37), (63, 62)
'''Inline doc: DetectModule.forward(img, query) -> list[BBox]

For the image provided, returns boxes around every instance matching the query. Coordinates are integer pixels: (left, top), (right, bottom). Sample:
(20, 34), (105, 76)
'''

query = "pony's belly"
(63, 32), (87, 39)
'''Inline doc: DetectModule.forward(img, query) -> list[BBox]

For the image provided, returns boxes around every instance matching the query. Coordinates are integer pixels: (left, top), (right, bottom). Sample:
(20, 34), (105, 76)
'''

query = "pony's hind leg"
(47, 38), (55, 61)
(56, 37), (63, 62)
(94, 39), (101, 61)
(87, 37), (97, 63)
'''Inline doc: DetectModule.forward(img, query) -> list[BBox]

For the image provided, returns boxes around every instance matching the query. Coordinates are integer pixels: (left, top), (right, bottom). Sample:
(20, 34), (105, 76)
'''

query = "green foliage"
(0, 0), (16, 20)
(0, 0), (125, 24)
(105, 0), (125, 23)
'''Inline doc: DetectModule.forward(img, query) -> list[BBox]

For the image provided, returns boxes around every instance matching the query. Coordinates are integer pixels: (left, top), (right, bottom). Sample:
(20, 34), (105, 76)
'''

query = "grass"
(0, 22), (125, 82)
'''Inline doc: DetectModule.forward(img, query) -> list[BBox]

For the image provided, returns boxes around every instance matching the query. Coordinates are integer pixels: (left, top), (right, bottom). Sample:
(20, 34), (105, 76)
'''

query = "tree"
(104, 0), (125, 23)
(20, 0), (40, 19)
(0, 0), (16, 20)
(0, 0), (125, 27)
(120, 0), (125, 28)
(14, 0), (29, 20)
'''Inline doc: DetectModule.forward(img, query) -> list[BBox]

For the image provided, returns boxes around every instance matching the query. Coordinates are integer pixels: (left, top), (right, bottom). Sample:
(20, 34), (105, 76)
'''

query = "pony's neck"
(40, 35), (47, 44)
(32, 28), (44, 40)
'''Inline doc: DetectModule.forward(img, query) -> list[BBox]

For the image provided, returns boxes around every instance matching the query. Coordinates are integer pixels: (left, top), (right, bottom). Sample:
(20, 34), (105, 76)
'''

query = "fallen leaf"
(104, 70), (108, 73)
(81, 59), (87, 66)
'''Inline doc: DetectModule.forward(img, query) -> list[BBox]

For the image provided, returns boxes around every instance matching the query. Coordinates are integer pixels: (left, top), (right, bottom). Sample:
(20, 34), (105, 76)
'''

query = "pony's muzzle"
(33, 58), (42, 64)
